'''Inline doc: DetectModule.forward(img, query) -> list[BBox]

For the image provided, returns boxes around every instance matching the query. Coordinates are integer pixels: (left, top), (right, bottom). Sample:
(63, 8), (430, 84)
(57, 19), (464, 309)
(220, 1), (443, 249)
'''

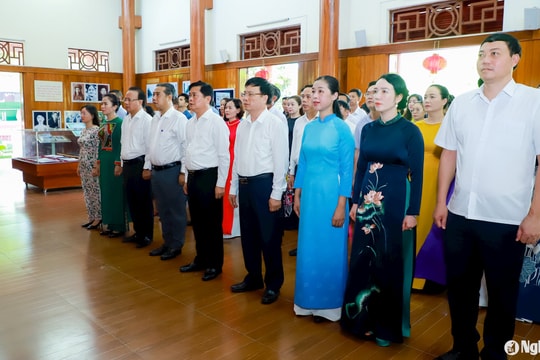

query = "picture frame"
(32, 110), (62, 131)
(213, 88), (235, 112)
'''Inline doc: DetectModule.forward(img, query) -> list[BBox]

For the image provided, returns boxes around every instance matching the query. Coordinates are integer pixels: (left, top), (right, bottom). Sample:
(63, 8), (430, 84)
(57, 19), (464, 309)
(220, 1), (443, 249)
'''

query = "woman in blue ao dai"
(293, 75), (355, 322)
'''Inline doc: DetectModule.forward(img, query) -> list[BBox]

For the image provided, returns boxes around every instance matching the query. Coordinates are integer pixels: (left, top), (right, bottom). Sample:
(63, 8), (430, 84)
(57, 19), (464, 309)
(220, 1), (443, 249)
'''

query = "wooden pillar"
(318, 0), (339, 77)
(119, 0), (141, 92)
(190, 0), (213, 82)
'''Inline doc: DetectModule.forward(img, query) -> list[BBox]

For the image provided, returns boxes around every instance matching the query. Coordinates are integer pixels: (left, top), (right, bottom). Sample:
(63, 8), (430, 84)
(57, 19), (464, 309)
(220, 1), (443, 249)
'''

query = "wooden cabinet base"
(12, 158), (81, 193)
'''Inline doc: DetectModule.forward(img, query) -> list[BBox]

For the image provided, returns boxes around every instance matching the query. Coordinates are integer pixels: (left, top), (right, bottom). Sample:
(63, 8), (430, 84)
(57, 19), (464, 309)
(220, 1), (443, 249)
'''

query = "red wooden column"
(318, 0), (339, 77)
(190, 0), (213, 82)
(119, 0), (141, 92)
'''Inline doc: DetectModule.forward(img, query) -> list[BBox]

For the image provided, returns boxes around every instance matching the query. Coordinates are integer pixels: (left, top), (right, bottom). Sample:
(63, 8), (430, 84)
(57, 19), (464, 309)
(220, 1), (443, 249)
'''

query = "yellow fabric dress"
(412, 120), (442, 290)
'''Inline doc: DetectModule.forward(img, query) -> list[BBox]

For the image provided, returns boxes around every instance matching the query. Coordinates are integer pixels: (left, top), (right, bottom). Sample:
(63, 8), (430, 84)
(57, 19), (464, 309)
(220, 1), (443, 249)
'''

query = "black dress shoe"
(123, 234), (138, 243)
(149, 245), (168, 256)
(202, 268), (221, 281)
(160, 248), (182, 260)
(288, 248), (297, 256)
(81, 221), (93, 228)
(99, 229), (111, 236)
(86, 220), (102, 230)
(261, 289), (280, 304)
(135, 236), (152, 248)
(231, 281), (264, 293)
(108, 231), (125, 238)
(180, 262), (204, 273)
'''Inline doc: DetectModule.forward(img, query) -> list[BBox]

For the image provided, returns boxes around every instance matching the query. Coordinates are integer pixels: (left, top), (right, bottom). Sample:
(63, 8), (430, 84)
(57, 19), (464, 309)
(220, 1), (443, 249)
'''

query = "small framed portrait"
(98, 84), (110, 101)
(64, 110), (82, 125)
(146, 84), (157, 103)
(71, 83), (85, 102)
(32, 111), (48, 131)
(85, 83), (98, 102)
(47, 111), (61, 129)
(182, 80), (191, 95)
(213, 88), (235, 112)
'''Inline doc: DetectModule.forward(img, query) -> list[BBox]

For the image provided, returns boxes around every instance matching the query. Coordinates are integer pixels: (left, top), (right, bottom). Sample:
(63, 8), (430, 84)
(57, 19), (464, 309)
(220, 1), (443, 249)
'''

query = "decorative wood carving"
(390, 0), (504, 42)
(0, 41), (24, 66)
(68, 48), (110, 72)
(241, 26), (301, 60)
(155, 45), (191, 71)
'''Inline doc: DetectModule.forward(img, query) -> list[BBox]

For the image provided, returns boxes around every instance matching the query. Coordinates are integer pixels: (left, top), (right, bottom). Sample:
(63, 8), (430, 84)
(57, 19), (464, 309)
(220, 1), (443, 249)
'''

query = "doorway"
(0, 72), (23, 159)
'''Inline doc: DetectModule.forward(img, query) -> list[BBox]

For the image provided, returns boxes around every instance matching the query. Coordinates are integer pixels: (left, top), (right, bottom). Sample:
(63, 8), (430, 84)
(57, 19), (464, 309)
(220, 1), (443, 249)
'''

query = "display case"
(12, 129), (81, 192)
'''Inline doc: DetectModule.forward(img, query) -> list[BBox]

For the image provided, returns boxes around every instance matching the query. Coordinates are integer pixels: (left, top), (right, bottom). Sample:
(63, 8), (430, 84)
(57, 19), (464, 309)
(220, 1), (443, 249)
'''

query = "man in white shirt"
(268, 84), (288, 125)
(120, 86), (153, 248)
(287, 84), (317, 257)
(337, 100), (356, 135)
(348, 88), (369, 126)
(433, 33), (540, 360)
(180, 81), (230, 281)
(229, 77), (289, 305)
(143, 83), (189, 261)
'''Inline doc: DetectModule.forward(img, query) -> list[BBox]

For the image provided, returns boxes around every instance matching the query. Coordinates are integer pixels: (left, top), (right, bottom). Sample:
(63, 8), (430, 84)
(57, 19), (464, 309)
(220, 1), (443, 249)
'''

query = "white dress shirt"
(349, 107), (369, 126)
(230, 109), (289, 200)
(121, 108), (152, 170)
(117, 105), (128, 120)
(185, 108), (230, 187)
(146, 107), (188, 173)
(269, 105), (288, 126)
(344, 115), (357, 136)
(435, 80), (540, 225)
(289, 113), (317, 175)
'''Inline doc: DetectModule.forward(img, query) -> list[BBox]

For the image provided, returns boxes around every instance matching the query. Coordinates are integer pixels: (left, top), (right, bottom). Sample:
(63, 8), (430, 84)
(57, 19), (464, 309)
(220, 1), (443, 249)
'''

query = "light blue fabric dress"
(293, 113), (355, 320)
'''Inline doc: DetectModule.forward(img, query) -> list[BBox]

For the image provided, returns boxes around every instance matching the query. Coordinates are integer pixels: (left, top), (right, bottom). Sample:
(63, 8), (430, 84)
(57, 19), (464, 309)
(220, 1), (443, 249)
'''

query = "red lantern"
(423, 53), (447, 74)
(255, 68), (269, 79)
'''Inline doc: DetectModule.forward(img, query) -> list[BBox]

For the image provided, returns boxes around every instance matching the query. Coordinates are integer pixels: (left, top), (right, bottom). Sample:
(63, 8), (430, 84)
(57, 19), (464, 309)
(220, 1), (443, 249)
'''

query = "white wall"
(205, 0), (320, 65)
(0, 0), (123, 71)
(136, 0), (191, 73)
(503, 0), (540, 31)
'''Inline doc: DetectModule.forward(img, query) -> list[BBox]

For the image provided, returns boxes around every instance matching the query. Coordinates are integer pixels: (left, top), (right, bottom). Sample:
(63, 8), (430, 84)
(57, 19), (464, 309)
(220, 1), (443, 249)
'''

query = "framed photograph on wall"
(71, 83), (85, 102)
(32, 111), (62, 131)
(213, 88), (235, 112)
(146, 82), (179, 103)
(182, 80), (191, 95)
(146, 84), (157, 103)
(98, 84), (110, 101)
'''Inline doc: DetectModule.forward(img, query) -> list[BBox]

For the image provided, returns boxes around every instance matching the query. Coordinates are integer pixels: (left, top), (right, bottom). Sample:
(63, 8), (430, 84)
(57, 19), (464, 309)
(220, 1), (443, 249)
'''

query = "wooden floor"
(0, 158), (539, 360)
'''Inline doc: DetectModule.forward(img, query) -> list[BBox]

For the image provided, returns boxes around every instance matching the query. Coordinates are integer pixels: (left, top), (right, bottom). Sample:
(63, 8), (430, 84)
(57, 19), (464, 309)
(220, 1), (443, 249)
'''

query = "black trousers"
(123, 157), (154, 239)
(187, 167), (224, 270)
(238, 173), (284, 291)
(444, 212), (525, 360)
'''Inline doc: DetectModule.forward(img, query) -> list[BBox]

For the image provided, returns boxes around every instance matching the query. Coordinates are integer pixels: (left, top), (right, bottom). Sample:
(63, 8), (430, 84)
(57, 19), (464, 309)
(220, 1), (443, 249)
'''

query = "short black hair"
(189, 80), (213, 98)
(481, 32), (521, 57)
(245, 77), (272, 103)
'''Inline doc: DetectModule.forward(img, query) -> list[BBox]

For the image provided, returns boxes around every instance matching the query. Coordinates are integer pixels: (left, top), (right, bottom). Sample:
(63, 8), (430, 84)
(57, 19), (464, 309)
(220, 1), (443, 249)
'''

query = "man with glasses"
(229, 77), (288, 305)
(144, 83), (189, 261)
(120, 86), (154, 248)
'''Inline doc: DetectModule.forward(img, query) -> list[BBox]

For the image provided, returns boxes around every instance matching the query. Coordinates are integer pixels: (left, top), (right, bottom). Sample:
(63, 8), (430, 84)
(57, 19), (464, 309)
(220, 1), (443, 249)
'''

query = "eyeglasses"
(123, 98), (140, 103)
(241, 92), (263, 98)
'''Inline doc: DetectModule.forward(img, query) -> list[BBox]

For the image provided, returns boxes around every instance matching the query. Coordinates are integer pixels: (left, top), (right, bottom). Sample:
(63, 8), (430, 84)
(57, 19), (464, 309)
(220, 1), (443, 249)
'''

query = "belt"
(187, 167), (217, 176)
(122, 155), (145, 164)
(238, 172), (273, 184)
(152, 161), (181, 171)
